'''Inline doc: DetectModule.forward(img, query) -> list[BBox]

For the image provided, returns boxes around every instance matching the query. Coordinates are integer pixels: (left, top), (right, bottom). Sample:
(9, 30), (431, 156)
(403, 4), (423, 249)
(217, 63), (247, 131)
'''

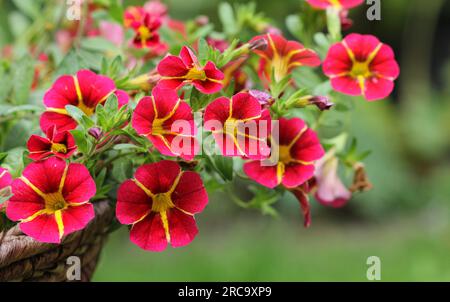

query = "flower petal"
(172, 172), (208, 214)
(116, 179), (152, 224)
(130, 212), (168, 251)
(167, 208), (198, 248)
(243, 161), (280, 188)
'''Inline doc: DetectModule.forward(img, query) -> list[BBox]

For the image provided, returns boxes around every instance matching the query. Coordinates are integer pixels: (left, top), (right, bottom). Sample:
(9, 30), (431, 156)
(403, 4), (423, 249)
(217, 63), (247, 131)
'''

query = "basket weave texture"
(0, 200), (114, 281)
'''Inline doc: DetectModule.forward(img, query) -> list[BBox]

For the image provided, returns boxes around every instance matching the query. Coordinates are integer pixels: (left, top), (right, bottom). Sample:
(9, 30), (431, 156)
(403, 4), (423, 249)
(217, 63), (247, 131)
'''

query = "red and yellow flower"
(204, 92), (271, 159)
(27, 126), (77, 161)
(124, 6), (162, 49)
(0, 167), (12, 210)
(6, 158), (96, 243)
(40, 69), (129, 132)
(323, 33), (400, 101)
(132, 87), (198, 160)
(243, 118), (324, 188)
(305, 0), (364, 10)
(157, 46), (224, 94)
(116, 160), (208, 252)
(250, 33), (321, 83)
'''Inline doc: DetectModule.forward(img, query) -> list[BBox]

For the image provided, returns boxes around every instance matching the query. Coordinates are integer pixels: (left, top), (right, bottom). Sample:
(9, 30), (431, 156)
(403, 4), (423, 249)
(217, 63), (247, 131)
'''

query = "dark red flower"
(6, 158), (96, 243)
(27, 126), (77, 161)
(132, 87), (198, 160)
(323, 34), (400, 101)
(40, 70), (129, 132)
(204, 92), (271, 159)
(243, 118), (324, 188)
(116, 160), (208, 251)
(157, 46), (224, 94)
(250, 34), (321, 83)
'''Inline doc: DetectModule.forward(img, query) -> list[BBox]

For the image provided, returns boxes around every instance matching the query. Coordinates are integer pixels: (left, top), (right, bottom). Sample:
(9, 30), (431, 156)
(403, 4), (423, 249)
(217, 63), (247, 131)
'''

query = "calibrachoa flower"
(132, 87), (198, 160)
(313, 150), (351, 208)
(116, 160), (208, 251)
(40, 69), (129, 132)
(131, 13), (162, 49)
(157, 46), (224, 94)
(204, 92), (271, 159)
(250, 33), (321, 83)
(0, 167), (12, 210)
(305, 0), (364, 10)
(323, 33), (400, 101)
(27, 126), (77, 161)
(6, 158), (96, 243)
(244, 118), (324, 188)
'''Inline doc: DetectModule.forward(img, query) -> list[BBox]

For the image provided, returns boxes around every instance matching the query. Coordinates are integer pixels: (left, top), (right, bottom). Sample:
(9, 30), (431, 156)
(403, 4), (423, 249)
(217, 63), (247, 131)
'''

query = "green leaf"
(108, 0), (124, 24)
(55, 50), (89, 77)
(65, 105), (94, 129)
(218, 2), (237, 36)
(190, 87), (214, 111)
(70, 129), (89, 154)
(12, 55), (34, 104)
(12, 0), (40, 19)
(210, 155), (234, 181)
(286, 14), (302, 40)
(197, 38), (209, 65)
(8, 12), (29, 38)
(81, 37), (119, 53)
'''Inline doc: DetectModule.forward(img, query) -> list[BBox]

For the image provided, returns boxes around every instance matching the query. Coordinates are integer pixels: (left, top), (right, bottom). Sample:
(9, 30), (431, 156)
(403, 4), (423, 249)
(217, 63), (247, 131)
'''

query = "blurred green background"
(92, 0), (450, 281)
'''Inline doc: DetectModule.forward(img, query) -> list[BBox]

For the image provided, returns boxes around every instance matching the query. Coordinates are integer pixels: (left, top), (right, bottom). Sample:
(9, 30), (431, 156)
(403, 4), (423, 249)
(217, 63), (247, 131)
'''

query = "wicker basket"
(0, 200), (114, 281)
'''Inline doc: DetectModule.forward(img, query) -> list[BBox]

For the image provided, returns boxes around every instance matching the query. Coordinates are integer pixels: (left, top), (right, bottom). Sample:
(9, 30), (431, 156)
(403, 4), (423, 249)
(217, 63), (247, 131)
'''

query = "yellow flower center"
(271, 54), (289, 82)
(350, 61), (371, 78)
(51, 143), (67, 154)
(152, 193), (174, 213)
(186, 67), (207, 81)
(152, 119), (165, 135)
(44, 192), (68, 212)
(138, 25), (152, 41)
(278, 145), (293, 164)
(329, 0), (342, 8)
(77, 101), (95, 116)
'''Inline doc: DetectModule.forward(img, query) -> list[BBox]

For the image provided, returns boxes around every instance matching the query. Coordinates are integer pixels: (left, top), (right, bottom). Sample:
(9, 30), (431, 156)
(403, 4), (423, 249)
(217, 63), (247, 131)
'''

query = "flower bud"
(295, 95), (334, 111)
(249, 89), (274, 107)
(88, 127), (103, 140)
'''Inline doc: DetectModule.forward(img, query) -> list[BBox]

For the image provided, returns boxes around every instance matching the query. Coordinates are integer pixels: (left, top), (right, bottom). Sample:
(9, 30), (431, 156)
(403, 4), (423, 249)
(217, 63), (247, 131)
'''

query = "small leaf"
(219, 2), (237, 36)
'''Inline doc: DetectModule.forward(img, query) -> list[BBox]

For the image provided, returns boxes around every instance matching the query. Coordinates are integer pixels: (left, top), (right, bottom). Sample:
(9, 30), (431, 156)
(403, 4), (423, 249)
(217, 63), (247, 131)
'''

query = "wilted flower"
(6, 158), (96, 243)
(323, 33), (400, 101)
(313, 150), (352, 208)
(116, 160), (208, 251)
(157, 46), (224, 94)
(350, 162), (373, 192)
(27, 126), (77, 161)
(291, 183), (312, 228)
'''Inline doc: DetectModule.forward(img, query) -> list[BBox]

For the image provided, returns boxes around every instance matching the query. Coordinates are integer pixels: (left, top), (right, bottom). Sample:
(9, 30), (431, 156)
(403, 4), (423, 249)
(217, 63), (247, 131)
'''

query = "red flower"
(132, 87), (198, 160)
(204, 92), (271, 159)
(116, 160), (208, 251)
(40, 69), (129, 132)
(6, 158), (96, 243)
(132, 14), (162, 49)
(27, 126), (77, 161)
(313, 151), (351, 208)
(306, 0), (364, 10)
(243, 118), (324, 189)
(250, 34), (321, 83)
(323, 34), (400, 101)
(291, 184), (312, 228)
(124, 6), (146, 28)
(157, 46), (224, 94)
(0, 167), (12, 210)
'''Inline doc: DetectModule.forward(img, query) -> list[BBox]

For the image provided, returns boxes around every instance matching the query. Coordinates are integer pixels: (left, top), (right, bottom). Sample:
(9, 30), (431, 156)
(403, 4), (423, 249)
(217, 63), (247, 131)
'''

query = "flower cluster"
(0, 0), (399, 252)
